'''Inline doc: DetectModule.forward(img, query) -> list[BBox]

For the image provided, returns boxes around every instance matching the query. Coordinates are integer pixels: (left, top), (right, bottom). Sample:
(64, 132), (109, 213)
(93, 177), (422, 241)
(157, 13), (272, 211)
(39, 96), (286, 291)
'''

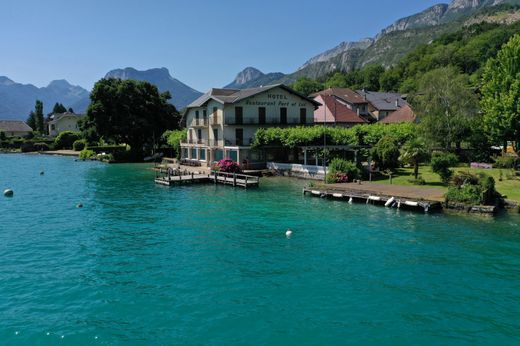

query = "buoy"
(397, 201), (401, 208)
(3, 189), (13, 197)
(332, 193), (343, 198)
(76, 203), (83, 208)
(385, 197), (395, 207)
(285, 229), (293, 238)
(40, 171), (44, 175)
(404, 201), (419, 207)
(348, 197), (353, 204)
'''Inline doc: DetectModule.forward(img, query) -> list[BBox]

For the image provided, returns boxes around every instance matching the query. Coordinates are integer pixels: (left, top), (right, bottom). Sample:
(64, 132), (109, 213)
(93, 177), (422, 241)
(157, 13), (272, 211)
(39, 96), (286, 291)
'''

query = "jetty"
(303, 182), (444, 212)
(154, 168), (259, 188)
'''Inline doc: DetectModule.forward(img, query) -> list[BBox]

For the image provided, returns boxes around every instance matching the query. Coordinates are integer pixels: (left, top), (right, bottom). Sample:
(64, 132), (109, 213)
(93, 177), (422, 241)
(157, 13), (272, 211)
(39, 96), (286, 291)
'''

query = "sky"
(0, 0), (443, 92)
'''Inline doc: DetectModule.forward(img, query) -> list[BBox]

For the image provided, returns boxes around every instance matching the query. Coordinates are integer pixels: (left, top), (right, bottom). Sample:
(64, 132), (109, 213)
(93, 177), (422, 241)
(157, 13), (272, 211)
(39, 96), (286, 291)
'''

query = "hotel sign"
(245, 93), (307, 107)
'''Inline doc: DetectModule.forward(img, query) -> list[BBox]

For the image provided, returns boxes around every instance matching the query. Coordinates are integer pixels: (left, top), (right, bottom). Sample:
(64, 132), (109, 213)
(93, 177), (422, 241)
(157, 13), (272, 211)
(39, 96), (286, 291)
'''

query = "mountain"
(227, 0), (520, 88)
(105, 67), (202, 109)
(224, 67), (285, 89)
(0, 78), (90, 120)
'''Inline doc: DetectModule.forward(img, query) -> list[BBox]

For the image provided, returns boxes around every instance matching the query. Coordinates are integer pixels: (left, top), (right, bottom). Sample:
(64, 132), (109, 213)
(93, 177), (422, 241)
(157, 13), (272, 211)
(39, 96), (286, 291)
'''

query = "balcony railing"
(224, 117), (307, 125)
(210, 115), (220, 126)
(181, 139), (208, 145)
(191, 118), (208, 127)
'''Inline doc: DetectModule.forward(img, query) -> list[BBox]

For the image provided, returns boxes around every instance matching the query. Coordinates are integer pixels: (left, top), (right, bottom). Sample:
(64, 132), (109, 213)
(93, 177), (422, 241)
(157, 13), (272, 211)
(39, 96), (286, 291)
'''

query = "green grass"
(371, 165), (520, 201)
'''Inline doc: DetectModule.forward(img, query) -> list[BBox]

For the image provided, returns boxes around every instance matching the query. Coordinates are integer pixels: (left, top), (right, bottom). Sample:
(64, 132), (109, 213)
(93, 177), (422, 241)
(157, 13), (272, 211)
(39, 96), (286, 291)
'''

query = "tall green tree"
(82, 78), (180, 160)
(325, 72), (349, 88)
(481, 34), (520, 152)
(412, 66), (478, 150)
(27, 111), (36, 131)
(291, 77), (323, 96)
(33, 100), (45, 133)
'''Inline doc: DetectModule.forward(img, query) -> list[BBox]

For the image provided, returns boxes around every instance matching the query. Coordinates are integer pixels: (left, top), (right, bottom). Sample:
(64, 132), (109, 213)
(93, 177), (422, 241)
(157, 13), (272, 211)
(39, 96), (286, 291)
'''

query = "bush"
(212, 159), (241, 173)
(55, 131), (81, 149)
(446, 172), (498, 205)
(79, 149), (95, 160)
(431, 152), (458, 183)
(371, 136), (400, 171)
(20, 141), (35, 152)
(326, 158), (360, 183)
(34, 142), (50, 151)
(494, 155), (517, 169)
(73, 139), (87, 151)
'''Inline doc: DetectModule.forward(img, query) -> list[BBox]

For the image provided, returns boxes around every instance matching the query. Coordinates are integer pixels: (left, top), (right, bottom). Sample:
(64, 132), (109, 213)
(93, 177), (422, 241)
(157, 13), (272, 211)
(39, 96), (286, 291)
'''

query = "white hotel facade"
(180, 84), (320, 168)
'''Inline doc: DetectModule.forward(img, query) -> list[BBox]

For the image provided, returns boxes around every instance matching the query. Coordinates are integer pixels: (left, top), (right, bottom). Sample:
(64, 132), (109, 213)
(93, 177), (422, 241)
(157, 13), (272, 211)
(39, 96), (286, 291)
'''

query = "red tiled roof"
(380, 104), (416, 124)
(314, 95), (368, 124)
(311, 88), (367, 104)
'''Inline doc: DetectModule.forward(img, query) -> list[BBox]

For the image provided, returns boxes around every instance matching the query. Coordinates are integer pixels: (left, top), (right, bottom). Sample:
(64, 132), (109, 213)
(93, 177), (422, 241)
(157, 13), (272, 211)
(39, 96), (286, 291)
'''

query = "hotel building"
(180, 84), (320, 168)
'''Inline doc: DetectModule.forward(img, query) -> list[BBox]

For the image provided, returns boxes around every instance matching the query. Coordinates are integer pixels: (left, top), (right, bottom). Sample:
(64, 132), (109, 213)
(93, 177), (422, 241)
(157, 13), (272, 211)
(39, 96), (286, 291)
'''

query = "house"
(0, 120), (33, 137)
(379, 104), (416, 124)
(180, 84), (320, 168)
(48, 112), (83, 137)
(356, 90), (408, 122)
(311, 88), (370, 118)
(312, 94), (368, 127)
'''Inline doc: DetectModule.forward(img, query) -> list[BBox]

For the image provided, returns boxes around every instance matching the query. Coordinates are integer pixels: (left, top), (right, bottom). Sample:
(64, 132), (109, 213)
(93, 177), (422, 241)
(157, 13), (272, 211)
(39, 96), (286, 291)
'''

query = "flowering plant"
(212, 159), (241, 173)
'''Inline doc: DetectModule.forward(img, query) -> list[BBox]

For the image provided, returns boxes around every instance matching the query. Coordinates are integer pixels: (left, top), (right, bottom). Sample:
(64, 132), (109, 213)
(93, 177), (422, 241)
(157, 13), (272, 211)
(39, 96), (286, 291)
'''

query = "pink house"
(313, 94), (368, 127)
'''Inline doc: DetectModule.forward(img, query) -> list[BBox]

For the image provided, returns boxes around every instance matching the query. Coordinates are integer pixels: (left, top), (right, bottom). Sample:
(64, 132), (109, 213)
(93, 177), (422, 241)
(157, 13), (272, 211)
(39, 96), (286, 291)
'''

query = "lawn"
(371, 165), (520, 201)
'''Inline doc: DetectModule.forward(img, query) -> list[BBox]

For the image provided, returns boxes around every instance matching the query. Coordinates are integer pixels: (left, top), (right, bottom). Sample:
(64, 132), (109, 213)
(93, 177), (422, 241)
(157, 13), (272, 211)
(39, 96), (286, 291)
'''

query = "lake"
(1, 154), (520, 345)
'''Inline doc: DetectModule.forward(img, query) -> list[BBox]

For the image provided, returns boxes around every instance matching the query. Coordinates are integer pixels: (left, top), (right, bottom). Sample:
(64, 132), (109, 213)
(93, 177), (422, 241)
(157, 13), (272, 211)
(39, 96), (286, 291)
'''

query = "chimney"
(395, 99), (399, 107)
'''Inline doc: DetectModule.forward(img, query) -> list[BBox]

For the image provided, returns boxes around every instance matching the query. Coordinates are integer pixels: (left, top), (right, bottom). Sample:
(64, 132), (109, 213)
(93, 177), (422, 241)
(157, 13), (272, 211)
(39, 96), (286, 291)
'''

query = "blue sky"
(0, 0), (442, 91)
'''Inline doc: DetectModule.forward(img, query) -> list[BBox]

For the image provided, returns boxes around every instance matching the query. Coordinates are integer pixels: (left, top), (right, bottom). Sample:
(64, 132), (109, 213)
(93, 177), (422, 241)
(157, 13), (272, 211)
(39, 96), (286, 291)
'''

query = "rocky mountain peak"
(230, 67), (265, 87)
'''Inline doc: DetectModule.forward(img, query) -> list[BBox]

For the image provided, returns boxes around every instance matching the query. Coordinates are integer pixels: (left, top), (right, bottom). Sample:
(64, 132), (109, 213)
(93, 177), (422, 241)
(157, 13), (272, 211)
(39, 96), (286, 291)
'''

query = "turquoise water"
(1, 154), (520, 345)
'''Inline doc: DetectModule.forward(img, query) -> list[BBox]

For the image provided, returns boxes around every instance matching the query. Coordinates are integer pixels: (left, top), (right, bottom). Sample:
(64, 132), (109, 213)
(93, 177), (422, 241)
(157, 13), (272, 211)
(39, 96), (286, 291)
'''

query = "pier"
(303, 182), (444, 212)
(154, 168), (259, 188)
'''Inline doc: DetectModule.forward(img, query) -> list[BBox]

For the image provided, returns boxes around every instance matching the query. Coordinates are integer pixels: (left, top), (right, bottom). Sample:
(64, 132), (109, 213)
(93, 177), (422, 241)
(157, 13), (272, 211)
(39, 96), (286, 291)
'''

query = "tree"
(325, 72), (349, 88)
(371, 136), (400, 171)
(399, 139), (429, 180)
(412, 66), (478, 150)
(68, 107), (74, 113)
(52, 102), (67, 114)
(82, 78), (180, 160)
(291, 77), (323, 96)
(34, 100), (44, 133)
(27, 111), (36, 131)
(361, 65), (385, 91)
(481, 34), (520, 152)
(431, 152), (458, 183)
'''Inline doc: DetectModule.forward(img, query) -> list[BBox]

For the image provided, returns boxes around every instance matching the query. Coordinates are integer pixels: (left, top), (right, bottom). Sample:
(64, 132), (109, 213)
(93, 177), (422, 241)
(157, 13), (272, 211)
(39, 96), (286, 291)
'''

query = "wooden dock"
(154, 170), (260, 188)
(303, 183), (444, 213)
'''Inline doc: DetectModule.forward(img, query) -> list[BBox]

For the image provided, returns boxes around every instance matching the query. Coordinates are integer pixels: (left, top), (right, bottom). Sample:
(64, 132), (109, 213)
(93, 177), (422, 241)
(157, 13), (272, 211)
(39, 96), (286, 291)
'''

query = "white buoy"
(385, 197), (395, 207)
(285, 229), (293, 238)
(348, 197), (353, 204)
(4, 189), (13, 197)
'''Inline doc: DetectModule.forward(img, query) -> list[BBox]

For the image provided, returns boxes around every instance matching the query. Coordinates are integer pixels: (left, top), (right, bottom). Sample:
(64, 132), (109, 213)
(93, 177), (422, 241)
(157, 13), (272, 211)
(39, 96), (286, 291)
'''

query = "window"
(213, 128), (219, 146)
(191, 148), (197, 159)
(199, 149), (206, 161)
(197, 129), (202, 143)
(235, 107), (243, 125)
(258, 107), (266, 125)
(235, 128), (243, 146)
(300, 108), (307, 124)
(203, 110), (207, 118)
(195, 110), (199, 119)
(280, 107), (287, 124)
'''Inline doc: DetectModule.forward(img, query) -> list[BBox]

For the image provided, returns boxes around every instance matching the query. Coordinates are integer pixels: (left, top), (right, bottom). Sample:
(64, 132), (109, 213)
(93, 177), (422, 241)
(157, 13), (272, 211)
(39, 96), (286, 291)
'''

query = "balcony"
(224, 117), (307, 126)
(181, 139), (208, 145)
(210, 115), (220, 126)
(191, 118), (208, 127)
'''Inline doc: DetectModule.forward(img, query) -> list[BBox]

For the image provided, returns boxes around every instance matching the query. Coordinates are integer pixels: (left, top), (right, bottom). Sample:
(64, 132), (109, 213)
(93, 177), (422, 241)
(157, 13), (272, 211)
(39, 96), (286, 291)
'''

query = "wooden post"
(233, 173), (236, 187)
(245, 175), (248, 189)
(214, 171), (217, 184)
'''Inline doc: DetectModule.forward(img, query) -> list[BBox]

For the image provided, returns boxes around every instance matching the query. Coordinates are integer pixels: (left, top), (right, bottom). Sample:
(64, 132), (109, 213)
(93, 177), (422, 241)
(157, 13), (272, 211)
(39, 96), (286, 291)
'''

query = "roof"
(356, 90), (407, 111)
(380, 104), (416, 124)
(311, 88), (367, 104)
(0, 120), (33, 133)
(48, 112), (84, 124)
(314, 95), (368, 124)
(186, 84), (321, 109)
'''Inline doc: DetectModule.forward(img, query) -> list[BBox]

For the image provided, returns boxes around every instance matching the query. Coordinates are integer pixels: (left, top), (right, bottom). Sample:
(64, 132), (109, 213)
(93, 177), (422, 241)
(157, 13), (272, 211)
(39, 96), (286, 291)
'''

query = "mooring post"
(233, 173), (237, 187)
